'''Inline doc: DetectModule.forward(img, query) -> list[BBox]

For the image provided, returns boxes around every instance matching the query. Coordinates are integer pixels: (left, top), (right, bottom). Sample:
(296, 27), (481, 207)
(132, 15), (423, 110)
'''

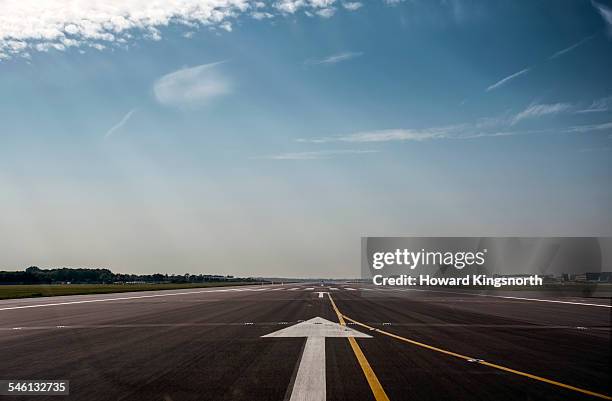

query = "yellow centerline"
(328, 293), (390, 401)
(339, 311), (612, 401)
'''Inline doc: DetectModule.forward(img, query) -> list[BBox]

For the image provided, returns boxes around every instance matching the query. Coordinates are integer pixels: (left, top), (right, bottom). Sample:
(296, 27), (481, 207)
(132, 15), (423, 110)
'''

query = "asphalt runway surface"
(1, 284), (610, 401)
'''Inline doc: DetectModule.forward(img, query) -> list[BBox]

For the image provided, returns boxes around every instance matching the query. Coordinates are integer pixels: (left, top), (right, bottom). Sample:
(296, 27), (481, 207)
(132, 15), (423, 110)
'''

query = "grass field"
(0, 282), (265, 300)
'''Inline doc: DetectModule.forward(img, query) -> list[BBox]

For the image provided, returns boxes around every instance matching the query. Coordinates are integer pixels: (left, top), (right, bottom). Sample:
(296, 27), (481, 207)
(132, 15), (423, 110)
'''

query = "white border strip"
(0, 287), (271, 311)
(389, 288), (611, 308)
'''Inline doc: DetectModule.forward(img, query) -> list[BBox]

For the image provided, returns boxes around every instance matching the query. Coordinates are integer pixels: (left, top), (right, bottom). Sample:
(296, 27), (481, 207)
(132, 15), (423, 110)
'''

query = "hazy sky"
(1, 0), (611, 277)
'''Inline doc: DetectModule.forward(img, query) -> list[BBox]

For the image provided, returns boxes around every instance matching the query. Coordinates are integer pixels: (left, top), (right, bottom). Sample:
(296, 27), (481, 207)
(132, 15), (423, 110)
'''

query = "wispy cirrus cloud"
(592, 1), (612, 36)
(299, 113), (518, 143)
(486, 29), (596, 92)
(564, 121), (612, 133)
(298, 101), (612, 144)
(305, 51), (364, 65)
(298, 121), (612, 144)
(549, 34), (596, 60)
(485, 67), (531, 92)
(153, 62), (231, 107)
(299, 127), (460, 143)
(263, 149), (378, 160)
(104, 109), (137, 138)
(512, 102), (573, 124)
(576, 96), (612, 113)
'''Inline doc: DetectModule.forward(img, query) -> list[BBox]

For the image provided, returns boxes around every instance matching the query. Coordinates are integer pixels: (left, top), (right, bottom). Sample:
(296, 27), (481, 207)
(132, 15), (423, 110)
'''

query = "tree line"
(0, 266), (252, 285)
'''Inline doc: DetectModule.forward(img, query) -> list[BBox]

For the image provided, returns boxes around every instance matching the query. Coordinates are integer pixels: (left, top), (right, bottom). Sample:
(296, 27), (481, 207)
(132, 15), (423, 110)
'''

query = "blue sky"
(1, 0), (611, 277)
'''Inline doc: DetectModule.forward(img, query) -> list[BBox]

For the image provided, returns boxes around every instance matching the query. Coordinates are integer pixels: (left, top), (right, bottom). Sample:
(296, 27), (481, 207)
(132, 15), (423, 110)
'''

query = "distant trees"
(0, 266), (254, 285)
(0, 270), (38, 284)
(1, 266), (115, 284)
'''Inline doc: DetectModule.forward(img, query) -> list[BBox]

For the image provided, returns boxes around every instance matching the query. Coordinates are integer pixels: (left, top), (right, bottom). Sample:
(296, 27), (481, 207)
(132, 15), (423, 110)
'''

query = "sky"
(1, 0), (611, 278)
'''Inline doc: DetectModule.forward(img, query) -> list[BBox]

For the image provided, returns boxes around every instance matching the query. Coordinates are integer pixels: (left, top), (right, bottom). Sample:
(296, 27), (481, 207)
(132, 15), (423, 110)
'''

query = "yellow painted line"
(341, 314), (612, 400)
(328, 293), (390, 401)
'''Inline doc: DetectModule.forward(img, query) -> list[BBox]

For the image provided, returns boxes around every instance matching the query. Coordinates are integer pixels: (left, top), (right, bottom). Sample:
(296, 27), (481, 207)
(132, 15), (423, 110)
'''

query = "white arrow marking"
(317, 292), (327, 298)
(262, 317), (370, 401)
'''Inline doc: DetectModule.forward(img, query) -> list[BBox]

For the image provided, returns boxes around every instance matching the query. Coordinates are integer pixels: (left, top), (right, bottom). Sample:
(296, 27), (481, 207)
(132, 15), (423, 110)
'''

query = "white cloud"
(592, 1), (612, 36)
(305, 51), (364, 65)
(512, 103), (573, 124)
(274, 0), (337, 14)
(316, 7), (336, 18)
(252, 11), (274, 19)
(0, 0), (406, 59)
(486, 67), (531, 92)
(274, 0), (305, 14)
(342, 2), (363, 11)
(104, 109), (137, 138)
(264, 149), (378, 159)
(153, 62), (231, 107)
(0, 0), (256, 59)
(219, 21), (233, 31)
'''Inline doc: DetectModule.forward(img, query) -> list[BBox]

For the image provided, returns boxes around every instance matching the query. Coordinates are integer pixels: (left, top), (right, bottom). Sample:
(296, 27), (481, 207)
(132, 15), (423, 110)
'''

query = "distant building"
(573, 272), (612, 282)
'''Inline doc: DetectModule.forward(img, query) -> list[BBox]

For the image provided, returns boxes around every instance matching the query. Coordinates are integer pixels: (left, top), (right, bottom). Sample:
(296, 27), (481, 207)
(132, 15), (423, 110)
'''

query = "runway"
(1, 284), (610, 400)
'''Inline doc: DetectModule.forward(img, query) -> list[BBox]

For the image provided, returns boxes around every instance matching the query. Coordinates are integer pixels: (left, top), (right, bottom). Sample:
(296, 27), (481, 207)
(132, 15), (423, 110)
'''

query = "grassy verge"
(0, 282), (266, 300)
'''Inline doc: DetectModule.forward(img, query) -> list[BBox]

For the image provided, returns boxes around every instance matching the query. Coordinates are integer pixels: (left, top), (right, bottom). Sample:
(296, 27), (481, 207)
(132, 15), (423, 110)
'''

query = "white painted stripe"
(478, 294), (612, 308)
(328, 287), (339, 290)
(390, 288), (611, 308)
(289, 337), (325, 401)
(345, 287), (356, 291)
(0, 287), (272, 312)
(288, 287), (300, 291)
(304, 288), (314, 291)
(0, 291), (218, 311)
